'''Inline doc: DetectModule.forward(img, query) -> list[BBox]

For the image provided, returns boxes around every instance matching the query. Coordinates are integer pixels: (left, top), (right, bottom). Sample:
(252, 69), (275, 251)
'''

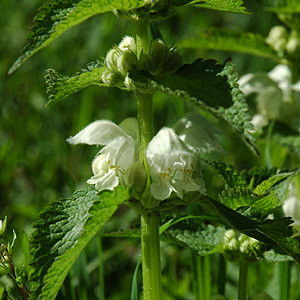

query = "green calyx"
(101, 35), (182, 91)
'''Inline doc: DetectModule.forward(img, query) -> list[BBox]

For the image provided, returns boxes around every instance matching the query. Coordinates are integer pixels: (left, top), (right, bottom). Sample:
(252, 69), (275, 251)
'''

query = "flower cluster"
(223, 229), (262, 262)
(266, 26), (300, 60)
(238, 64), (300, 132)
(67, 114), (223, 204)
(101, 36), (182, 89)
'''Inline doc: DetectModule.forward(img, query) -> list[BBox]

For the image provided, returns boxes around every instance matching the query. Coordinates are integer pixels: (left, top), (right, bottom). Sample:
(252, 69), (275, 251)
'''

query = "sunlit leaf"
(9, 0), (145, 74)
(179, 29), (278, 61)
(45, 61), (105, 107)
(30, 186), (130, 300)
(189, 0), (249, 14)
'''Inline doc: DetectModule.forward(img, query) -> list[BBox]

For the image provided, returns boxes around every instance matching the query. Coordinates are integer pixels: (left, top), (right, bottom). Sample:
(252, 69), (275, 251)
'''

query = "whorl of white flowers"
(101, 36), (182, 90)
(67, 114), (223, 207)
(266, 25), (300, 59)
(223, 229), (261, 262)
(238, 64), (300, 132)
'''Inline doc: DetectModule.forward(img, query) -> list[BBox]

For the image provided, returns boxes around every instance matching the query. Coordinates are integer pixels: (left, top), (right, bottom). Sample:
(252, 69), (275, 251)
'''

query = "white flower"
(147, 127), (207, 200)
(68, 114), (222, 200)
(282, 184), (300, 237)
(238, 65), (300, 132)
(67, 119), (137, 191)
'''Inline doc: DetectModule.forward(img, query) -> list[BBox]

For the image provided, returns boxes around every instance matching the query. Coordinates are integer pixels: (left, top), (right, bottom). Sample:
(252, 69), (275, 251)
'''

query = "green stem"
(238, 262), (249, 300)
(136, 20), (161, 300)
(217, 254), (226, 296)
(203, 256), (211, 300)
(137, 92), (153, 189)
(190, 253), (202, 300)
(136, 22), (149, 57)
(279, 261), (291, 300)
(141, 212), (162, 300)
(190, 254), (211, 300)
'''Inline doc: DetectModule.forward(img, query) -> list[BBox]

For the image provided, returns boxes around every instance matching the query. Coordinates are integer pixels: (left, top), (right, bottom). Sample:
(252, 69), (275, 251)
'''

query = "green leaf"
(131, 257), (142, 300)
(260, 249), (293, 262)
(30, 186), (130, 300)
(45, 62), (105, 107)
(198, 195), (300, 263)
(178, 29), (278, 61)
(189, 0), (249, 14)
(9, 0), (145, 74)
(163, 219), (226, 256)
(129, 59), (257, 154)
(159, 58), (233, 109)
(209, 160), (281, 190)
(210, 161), (297, 215)
(130, 59), (232, 109)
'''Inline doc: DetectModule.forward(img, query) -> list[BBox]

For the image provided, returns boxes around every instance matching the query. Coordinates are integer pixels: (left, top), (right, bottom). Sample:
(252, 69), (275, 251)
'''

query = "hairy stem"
(141, 212), (162, 300)
(136, 21), (162, 300)
(137, 92), (153, 188)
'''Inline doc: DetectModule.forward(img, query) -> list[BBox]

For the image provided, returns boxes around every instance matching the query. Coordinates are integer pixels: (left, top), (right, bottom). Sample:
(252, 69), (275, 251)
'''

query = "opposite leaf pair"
(67, 113), (223, 204)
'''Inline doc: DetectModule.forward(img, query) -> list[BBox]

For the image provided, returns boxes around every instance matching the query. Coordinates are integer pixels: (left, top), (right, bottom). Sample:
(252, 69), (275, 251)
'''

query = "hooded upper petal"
(67, 120), (129, 146)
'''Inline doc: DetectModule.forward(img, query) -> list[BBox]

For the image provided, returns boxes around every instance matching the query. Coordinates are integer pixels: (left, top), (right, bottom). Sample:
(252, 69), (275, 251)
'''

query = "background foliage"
(1, 0), (298, 299)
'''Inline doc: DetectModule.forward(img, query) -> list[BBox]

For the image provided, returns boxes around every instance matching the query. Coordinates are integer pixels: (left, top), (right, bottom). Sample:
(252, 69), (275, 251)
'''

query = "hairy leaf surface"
(189, 0), (249, 14)
(45, 61), (105, 107)
(9, 0), (145, 73)
(210, 161), (297, 215)
(179, 29), (278, 61)
(163, 220), (226, 255)
(30, 186), (130, 300)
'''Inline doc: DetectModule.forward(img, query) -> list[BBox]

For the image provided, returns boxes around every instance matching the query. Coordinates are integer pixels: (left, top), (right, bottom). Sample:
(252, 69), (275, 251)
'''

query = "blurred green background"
(0, 1), (287, 299)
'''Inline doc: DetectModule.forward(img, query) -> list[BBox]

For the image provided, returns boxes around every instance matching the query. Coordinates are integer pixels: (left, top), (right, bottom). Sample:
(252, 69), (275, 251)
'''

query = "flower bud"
(252, 292), (274, 300)
(105, 48), (119, 72)
(118, 36), (136, 53)
(149, 39), (169, 69)
(266, 26), (288, 53)
(224, 229), (237, 240)
(101, 69), (120, 86)
(139, 53), (156, 73)
(227, 238), (239, 251)
(117, 50), (137, 75)
(124, 162), (147, 193)
(239, 240), (250, 254)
